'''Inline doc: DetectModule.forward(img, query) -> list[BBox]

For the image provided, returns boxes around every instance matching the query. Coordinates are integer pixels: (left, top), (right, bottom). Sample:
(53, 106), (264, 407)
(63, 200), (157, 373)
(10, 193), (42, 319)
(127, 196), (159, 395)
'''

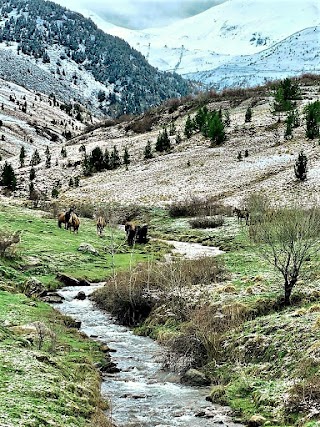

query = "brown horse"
(58, 208), (73, 229)
(68, 212), (80, 233)
(233, 207), (250, 225)
(96, 216), (106, 236)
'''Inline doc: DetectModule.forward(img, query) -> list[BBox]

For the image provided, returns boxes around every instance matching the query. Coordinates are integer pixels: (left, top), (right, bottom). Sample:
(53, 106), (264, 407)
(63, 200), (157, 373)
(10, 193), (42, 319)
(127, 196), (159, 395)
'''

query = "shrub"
(189, 216), (224, 229)
(168, 197), (230, 217)
(93, 257), (226, 326)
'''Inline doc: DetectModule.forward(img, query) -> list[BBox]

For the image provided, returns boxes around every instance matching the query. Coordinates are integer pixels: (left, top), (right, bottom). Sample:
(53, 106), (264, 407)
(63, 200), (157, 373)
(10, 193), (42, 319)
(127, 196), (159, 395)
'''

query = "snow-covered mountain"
(186, 26), (320, 90)
(62, 0), (320, 88)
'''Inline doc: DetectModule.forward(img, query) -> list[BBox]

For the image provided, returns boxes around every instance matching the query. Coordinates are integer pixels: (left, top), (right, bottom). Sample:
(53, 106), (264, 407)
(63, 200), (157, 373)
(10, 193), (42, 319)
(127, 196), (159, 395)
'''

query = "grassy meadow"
(1, 202), (320, 426)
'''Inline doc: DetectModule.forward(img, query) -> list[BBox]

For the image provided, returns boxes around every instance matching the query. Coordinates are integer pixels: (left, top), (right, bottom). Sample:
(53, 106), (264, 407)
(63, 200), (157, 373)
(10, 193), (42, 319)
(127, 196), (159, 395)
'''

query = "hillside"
(0, 0), (190, 117)
(3, 75), (318, 210)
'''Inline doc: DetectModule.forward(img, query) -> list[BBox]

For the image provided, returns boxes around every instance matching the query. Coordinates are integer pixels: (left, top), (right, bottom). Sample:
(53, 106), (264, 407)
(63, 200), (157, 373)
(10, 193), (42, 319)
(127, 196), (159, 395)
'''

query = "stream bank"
(56, 283), (243, 427)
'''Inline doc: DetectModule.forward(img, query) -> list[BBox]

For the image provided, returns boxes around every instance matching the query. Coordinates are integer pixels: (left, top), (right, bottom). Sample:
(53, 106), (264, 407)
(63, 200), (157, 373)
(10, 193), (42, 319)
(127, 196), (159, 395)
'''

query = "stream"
(55, 283), (242, 427)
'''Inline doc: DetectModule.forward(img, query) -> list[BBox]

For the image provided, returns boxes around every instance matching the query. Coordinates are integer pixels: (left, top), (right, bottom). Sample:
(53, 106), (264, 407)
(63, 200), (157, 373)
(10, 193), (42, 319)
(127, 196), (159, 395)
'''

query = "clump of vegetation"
(184, 106), (226, 145)
(294, 151), (308, 181)
(168, 197), (230, 218)
(189, 216), (224, 229)
(273, 77), (301, 112)
(155, 127), (171, 152)
(245, 106), (252, 122)
(93, 256), (226, 326)
(144, 140), (153, 159)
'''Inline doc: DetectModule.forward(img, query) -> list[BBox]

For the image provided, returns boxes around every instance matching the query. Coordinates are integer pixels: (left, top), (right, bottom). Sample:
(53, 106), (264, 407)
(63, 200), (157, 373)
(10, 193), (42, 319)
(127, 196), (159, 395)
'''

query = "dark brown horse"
(125, 222), (148, 246)
(233, 207), (250, 225)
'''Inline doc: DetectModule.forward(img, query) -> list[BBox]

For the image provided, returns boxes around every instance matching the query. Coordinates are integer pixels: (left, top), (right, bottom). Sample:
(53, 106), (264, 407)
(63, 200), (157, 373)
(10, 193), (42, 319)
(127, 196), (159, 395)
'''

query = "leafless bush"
(189, 215), (224, 229)
(168, 197), (230, 218)
(286, 376), (320, 414)
(125, 112), (157, 133)
(93, 257), (226, 326)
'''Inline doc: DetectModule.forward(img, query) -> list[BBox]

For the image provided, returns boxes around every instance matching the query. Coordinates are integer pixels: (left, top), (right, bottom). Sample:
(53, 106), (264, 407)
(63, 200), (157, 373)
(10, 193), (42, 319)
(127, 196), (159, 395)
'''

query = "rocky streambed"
(54, 241), (242, 426)
(55, 285), (242, 427)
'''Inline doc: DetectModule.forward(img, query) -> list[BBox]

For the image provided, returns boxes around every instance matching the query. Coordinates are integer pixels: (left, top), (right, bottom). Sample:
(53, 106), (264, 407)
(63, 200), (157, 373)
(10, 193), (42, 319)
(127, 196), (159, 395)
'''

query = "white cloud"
(53, 0), (226, 29)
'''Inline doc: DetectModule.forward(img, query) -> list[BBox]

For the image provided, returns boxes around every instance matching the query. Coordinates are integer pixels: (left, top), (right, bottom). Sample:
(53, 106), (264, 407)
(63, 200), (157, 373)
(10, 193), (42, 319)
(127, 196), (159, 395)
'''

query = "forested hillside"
(0, 0), (190, 116)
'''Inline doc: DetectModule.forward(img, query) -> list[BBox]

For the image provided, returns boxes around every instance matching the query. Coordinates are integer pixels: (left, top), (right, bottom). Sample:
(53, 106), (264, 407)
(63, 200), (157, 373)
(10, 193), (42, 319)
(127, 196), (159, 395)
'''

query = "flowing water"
(55, 284), (242, 427)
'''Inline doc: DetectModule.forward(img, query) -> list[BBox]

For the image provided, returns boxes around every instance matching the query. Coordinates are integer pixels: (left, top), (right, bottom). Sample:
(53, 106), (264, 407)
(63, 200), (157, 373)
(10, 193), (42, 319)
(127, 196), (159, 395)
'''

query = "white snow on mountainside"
(186, 26), (320, 89)
(56, 0), (320, 88)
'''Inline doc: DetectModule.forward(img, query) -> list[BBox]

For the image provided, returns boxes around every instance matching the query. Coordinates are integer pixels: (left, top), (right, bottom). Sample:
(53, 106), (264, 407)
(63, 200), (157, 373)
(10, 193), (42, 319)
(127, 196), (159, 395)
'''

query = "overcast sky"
(54, 0), (227, 29)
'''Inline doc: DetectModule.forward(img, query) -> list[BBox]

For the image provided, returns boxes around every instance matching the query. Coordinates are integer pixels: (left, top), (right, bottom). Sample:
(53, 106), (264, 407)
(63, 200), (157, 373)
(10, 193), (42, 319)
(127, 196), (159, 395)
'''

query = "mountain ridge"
(69, 0), (320, 87)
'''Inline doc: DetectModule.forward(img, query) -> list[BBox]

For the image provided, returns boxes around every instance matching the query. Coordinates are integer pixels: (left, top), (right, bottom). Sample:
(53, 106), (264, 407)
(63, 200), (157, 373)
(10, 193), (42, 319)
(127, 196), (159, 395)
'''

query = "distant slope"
(0, 0), (190, 117)
(185, 26), (320, 89)
(83, 0), (320, 74)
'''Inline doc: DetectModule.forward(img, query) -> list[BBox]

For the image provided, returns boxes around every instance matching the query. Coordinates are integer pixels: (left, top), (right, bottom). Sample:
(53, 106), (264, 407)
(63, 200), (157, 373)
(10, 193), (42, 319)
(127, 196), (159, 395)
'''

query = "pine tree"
(19, 146), (26, 167)
(90, 146), (104, 171)
(123, 146), (130, 170)
(1, 162), (17, 190)
(194, 106), (208, 132)
(284, 111), (294, 139)
(224, 109), (231, 126)
(29, 167), (36, 181)
(294, 151), (308, 181)
(45, 146), (51, 168)
(169, 122), (176, 136)
(175, 132), (182, 144)
(304, 100), (320, 140)
(104, 148), (110, 170)
(110, 145), (121, 169)
(245, 106), (252, 123)
(144, 140), (153, 159)
(237, 151), (242, 161)
(184, 115), (193, 139)
(207, 112), (225, 146)
(30, 149), (41, 166)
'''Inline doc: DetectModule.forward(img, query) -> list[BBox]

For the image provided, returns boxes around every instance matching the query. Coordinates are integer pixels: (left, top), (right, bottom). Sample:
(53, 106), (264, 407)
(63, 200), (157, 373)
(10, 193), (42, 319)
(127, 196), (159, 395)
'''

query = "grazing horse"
(233, 207), (250, 225)
(96, 216), (106, 237)
(125, 221), (137, 246)
(58, 208), (73, 229)
(125, 222), (148, 246)
(68, 212), (80, 233)
(136, 224), (148, 244)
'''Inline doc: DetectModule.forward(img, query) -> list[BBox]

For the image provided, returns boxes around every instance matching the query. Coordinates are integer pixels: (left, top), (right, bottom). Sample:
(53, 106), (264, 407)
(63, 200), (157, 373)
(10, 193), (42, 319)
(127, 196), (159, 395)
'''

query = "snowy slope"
(74, 0), (320, 74)
(185, 26), (320, 89)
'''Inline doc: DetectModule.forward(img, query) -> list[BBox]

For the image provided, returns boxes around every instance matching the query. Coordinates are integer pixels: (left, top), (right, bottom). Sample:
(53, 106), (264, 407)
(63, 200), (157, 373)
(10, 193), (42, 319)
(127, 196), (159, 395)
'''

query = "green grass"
(0, 204), (163, 289)
(0, 291), (109, 427)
